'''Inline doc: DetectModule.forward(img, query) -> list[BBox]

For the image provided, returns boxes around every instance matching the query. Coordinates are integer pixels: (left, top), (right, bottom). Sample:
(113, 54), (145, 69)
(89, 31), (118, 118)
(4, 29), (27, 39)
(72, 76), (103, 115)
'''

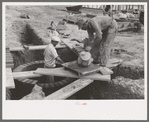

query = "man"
(76, 16), (118, 66)
(44, 36), (64, 83)
(44, 36), (64, 68)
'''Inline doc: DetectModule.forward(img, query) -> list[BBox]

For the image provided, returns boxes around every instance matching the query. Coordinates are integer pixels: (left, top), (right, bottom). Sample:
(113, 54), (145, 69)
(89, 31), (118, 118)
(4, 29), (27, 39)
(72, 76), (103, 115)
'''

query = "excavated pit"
(7, 20), (144, 100)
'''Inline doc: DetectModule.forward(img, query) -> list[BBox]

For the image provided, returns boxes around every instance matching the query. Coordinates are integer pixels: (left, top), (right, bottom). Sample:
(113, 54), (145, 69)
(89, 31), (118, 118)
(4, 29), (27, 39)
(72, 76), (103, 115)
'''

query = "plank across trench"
(44, 79), (94, 100)
(34, 67), (111, 81)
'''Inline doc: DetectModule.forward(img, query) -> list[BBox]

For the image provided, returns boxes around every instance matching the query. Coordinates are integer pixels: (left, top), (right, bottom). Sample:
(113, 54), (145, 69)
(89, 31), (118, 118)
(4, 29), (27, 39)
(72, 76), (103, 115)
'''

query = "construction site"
(5, 4), (145, 100)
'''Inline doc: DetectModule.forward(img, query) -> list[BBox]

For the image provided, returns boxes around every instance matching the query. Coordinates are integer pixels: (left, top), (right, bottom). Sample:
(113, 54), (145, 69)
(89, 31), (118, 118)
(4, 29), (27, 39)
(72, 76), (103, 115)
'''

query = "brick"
(31, 80), (38, 85)
(49, 83), (55, 88)
(54, 82), (60, 87)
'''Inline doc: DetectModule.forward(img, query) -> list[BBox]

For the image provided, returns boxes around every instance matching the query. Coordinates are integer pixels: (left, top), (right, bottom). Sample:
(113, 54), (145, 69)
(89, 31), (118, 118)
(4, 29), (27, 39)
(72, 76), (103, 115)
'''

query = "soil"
(5, 5), (145, 99)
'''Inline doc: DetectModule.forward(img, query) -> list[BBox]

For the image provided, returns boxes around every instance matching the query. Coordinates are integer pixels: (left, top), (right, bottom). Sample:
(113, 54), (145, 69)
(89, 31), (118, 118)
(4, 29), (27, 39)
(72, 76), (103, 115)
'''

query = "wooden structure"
(9, 44), (66, 52)
(6, 38), (123, 100)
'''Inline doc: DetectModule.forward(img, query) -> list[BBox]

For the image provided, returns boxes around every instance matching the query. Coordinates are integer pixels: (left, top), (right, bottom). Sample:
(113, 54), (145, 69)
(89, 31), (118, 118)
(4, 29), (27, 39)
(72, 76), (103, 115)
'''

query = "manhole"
(10, 60), (77, 99)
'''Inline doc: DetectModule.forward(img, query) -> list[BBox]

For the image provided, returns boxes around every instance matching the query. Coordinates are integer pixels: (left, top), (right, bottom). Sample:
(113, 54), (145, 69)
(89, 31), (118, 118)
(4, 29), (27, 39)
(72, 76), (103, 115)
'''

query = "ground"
(5, 5), (145, 99)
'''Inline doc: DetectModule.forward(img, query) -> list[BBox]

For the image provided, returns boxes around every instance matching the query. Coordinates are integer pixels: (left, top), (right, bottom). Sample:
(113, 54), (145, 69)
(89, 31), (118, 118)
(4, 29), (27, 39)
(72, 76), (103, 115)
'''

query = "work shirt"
(87, 16), (118, 42)
(44, 44), (58, 68)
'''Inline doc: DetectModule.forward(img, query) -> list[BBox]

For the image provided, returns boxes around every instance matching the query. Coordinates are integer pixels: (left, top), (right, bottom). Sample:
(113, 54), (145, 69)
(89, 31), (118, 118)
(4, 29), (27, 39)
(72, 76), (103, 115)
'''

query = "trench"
(7, 20), (144, 100)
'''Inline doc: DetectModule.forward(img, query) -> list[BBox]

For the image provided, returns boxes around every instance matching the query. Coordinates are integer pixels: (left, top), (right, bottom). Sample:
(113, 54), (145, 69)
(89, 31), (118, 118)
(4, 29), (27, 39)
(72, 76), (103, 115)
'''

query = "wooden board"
(12, 71), (42, 79)
(6, 68), (15, 88)
(44, 79), (94, 100)
(62, 58), (120, 75)
(62, 39), (80, 49)
(62, 39), (83, 55)
(106, 58), (123, 69)
(34, 67), (111, 81)
(62, 61), (104, 75)
(9, 44), (66, 52)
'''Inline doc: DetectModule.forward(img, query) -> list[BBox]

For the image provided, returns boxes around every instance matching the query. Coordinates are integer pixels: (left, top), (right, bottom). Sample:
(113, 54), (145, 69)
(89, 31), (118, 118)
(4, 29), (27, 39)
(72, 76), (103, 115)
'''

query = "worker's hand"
(85, 46), (92, 52)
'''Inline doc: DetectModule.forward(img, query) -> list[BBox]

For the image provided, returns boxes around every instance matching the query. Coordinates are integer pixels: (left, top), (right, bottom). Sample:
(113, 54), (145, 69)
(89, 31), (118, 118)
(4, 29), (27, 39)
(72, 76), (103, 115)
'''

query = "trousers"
(90, 19), (118, 66)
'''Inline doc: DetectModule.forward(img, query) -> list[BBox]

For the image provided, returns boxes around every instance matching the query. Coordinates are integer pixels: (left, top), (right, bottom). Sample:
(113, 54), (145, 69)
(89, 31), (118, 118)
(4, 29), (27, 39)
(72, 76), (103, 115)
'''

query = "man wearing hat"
(43, 36), (64, 83)
(44, 36), (64, 68)
(76, 16), (118, 66)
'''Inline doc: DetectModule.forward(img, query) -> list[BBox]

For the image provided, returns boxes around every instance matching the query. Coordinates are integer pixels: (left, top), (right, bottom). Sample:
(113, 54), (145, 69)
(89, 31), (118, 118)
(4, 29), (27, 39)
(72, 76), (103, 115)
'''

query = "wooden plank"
(62, 39), (80, 49)
(9, 44), (66, 52)
(106, 58), (123, 69)
(44, 79), (94, 100)
(34, 67), (111, 81)
(12, 71), (42, 79)
(6, 68), (15, 88)
(62, 39), (83, 55)
(62, 61), (109, 75)
(98, 67), (113, 75)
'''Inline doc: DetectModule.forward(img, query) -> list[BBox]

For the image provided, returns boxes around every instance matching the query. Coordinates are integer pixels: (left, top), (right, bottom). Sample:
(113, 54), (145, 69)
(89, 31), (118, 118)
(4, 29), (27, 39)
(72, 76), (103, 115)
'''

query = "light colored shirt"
(44, 44), (58, 68)
(87, 16), (118, 41)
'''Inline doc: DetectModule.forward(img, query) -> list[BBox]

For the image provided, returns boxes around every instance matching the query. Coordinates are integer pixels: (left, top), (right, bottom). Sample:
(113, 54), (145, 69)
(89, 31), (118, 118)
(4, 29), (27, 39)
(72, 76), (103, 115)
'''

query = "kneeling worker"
(44, 36), (64, 83)
(76, 16), (118, 66)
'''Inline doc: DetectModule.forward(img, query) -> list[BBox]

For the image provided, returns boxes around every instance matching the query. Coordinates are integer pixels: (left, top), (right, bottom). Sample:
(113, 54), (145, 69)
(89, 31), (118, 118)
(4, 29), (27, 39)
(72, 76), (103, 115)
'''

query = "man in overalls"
(76, 16), (118, 66)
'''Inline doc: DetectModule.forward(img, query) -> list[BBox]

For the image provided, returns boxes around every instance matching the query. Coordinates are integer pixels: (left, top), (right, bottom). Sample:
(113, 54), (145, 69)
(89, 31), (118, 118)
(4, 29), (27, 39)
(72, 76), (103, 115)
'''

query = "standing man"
(76, 16), (118, 66)
(44, 36), (64, 83)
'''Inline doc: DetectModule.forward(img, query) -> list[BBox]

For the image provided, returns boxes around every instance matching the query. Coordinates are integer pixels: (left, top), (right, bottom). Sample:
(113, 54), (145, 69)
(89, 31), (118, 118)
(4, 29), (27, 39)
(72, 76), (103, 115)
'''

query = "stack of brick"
(6, 48), (14, 69)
